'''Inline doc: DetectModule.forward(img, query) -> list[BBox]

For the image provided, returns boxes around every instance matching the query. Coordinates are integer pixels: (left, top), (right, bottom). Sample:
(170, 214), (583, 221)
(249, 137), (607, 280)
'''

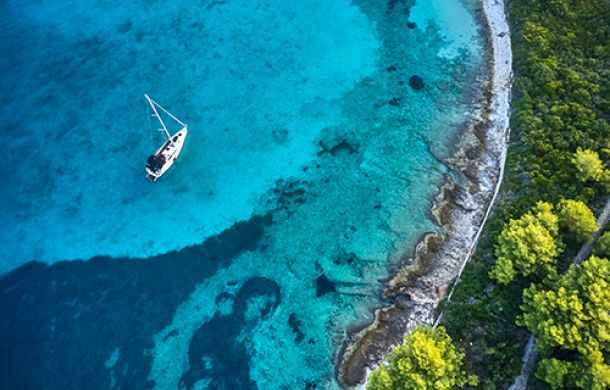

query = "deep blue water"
(0, 0), (487, 388)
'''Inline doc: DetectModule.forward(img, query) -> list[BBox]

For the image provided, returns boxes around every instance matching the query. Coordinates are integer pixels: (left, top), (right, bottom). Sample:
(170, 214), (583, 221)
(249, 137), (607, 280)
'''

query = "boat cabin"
(146, 154), (166, 173)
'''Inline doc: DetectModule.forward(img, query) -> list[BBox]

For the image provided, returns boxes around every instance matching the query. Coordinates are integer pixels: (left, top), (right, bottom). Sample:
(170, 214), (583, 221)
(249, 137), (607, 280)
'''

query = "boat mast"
(145, 94), (173, 141)
(152, 99), (187, 128)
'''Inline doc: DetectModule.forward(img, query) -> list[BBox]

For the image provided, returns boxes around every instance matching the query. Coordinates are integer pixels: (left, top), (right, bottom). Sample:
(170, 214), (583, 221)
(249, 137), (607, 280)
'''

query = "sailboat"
(144, 94), (188, 182)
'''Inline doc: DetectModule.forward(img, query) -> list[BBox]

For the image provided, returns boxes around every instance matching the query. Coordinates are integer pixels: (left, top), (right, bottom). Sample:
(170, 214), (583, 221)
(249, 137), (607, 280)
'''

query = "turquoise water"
(0, 0), (487, 388)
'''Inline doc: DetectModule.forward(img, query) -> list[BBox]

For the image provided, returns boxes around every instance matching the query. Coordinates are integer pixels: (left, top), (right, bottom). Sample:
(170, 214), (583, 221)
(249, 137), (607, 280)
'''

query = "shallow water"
(0, 0), (487, 388)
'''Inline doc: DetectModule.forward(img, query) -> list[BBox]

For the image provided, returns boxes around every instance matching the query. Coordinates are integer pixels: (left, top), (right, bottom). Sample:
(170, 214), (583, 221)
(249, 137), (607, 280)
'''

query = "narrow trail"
(507, 335), (537, 390)
(508, 195), (610, 390)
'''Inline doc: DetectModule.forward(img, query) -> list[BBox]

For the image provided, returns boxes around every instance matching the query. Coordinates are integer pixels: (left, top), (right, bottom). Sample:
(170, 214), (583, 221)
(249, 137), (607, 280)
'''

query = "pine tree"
(572, 148), (606, 183)
(367, 326), (477, 390)
(557, 199), (599, 242)
(490, 202), (560, 284)
(518, 256), (610, 389)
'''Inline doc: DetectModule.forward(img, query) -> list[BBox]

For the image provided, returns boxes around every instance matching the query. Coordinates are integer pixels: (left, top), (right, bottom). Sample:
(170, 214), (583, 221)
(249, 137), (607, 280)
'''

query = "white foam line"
(437, 0), (513, 311)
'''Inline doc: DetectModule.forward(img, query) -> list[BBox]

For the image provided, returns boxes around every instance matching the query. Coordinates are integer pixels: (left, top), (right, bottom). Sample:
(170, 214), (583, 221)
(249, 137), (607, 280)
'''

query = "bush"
(572, 148), (606, 183)
(490, 202), (560, 284)
(518, 256), (610, 389)
(367, 326), (478, 390)
(557, 199), (599, 242)
(594, 231), (610, 258)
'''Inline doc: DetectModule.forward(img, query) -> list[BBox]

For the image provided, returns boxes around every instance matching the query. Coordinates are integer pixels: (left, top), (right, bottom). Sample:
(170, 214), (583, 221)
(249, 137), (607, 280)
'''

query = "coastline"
(337, 0), (513, 386)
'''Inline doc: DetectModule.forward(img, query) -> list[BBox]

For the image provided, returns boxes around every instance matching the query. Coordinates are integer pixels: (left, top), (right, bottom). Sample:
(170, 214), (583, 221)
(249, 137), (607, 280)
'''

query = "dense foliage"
(489, 201), (560, 284)
(453, 198), (604, 388)
(489, 199), (601, 285)
(595, 232), (610, 258)
(505, 0), (610, 206)
(519, 256), (610, 389)
(572, 148), (609, 185)
(367, 326), (477, 390)
(557, 199), (599, 243)
(441, 0), (610, 388)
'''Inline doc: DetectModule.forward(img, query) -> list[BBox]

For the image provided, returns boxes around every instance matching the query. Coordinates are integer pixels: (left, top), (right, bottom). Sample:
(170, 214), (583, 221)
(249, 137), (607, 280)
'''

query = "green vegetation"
(557, 199), (599, 243)
(519, 256), (610, 389)
(440, 0), (610, 388)
(445, 198), (605, 388)
(488, 199), (601, 284)
(367, 326), (477, 390)
(595, 231), (610, 258)
(572, 148), (608, 184)
(503, 0), (610, 206)
(489, 201), (560, 284)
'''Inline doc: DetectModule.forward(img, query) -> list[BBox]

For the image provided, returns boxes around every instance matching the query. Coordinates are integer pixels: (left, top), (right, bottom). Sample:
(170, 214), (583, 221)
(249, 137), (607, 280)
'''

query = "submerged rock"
(317, 140), (358, 157)
(409, 75), (425, 90)
(288, 313), (305, 343)
(388, 97), (401, 107)
(315, 275), (336, 297)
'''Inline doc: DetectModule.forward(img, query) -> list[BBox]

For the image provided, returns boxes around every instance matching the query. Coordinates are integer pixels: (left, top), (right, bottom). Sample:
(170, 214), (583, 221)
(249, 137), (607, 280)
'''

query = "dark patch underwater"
(0, 214), (271, 389)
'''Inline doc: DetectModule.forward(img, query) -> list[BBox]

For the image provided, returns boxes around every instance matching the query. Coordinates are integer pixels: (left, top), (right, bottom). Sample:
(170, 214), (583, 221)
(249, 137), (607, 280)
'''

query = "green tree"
(595, 231), (610, 258)
(536, 358), (574, 389)
(367, 326), (477, 390)
(558, 199), (599, 242)
(518, 256), (610, 389)
(572, 148), (606, 182)
(490, 202), (560, 284)
(368, 366), (393, 390)
(438, 0), (610, 385)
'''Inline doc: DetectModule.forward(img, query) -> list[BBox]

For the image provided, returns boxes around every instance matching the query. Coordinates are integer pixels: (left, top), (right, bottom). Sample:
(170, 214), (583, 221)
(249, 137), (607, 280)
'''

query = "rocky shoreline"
(337, 0), (513, 387)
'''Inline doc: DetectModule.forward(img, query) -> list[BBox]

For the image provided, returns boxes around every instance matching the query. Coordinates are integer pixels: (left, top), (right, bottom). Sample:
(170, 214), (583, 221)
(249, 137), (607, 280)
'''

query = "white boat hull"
(145, 127), (188, 181)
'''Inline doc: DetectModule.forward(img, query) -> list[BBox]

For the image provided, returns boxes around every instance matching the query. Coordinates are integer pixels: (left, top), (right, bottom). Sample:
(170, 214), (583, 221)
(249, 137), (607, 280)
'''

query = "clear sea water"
(0, 0), (487, 388)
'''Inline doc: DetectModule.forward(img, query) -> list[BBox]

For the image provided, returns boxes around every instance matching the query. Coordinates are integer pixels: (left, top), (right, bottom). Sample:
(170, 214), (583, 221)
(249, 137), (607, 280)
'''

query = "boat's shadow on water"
(0, 214), (273, 390)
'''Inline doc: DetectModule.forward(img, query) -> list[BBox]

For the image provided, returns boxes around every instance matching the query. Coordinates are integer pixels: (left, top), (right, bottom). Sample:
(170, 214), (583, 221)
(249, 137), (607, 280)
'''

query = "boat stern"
(146, 170), (159, 182)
